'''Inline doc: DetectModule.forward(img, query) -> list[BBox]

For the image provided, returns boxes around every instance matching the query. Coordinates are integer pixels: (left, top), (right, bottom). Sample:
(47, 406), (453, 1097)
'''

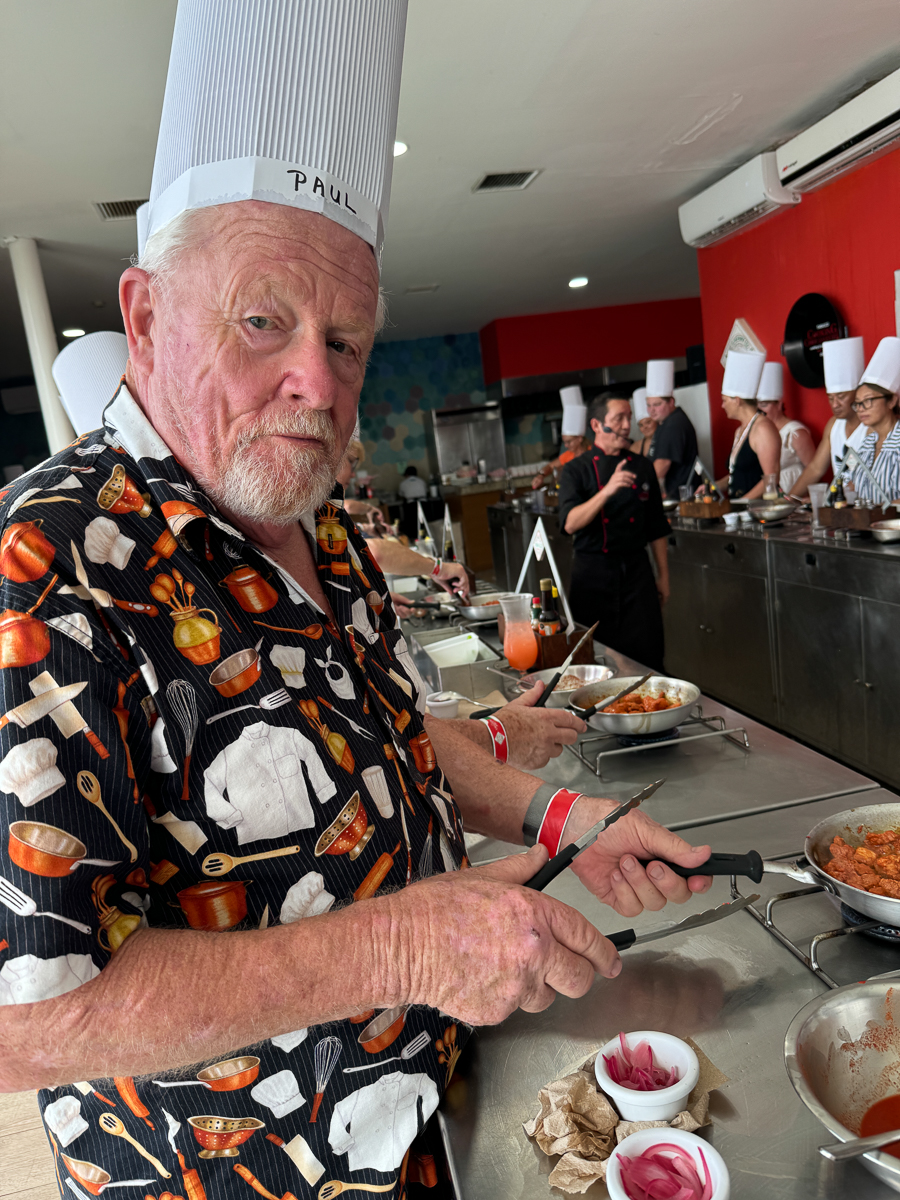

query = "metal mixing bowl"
(516, 663), (615, 707)
(747, 499), (799, 525)
(784, 981), (900, 1192)
(870, 519), (900, 543)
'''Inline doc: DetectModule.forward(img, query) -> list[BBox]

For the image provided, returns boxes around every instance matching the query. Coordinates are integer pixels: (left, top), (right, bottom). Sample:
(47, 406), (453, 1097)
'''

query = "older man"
(0, 6), (709, 1195)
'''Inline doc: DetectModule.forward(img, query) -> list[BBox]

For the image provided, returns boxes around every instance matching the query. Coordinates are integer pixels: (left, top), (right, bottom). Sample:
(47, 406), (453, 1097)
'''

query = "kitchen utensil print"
(112, 680), (139, 802)
(353, 841), (401, 901)
(166, 680), (199, 802)
(209, 639), (264, 698)
(8, 820), (120, 876)
(298, 700), (355, 773)
(418, 817), (434, 878)
(201, 845), (301, 876)
(436, 1022), (461, 1087)
(151, 570), (220, 664)
(253, 621), (324, 639)
(29, 671), (111, 759)
(0, 520), (55, 582)
(343, 1030), (430, 1073)
(188, 1114), (265, 1159)
(97, 464), (152, 518)
(368, 684), (410, 733)
(68, 541), (157, 618)
(382, 743), (414, 815)
(314, 792), (374, 860)
(76, 772), (138, 862)
(315, 696), (376, 741)
(113, 1077), (155, 1129)
(98, 1113), (171, 1177)
(318, 1182), (394, 1198)
(61, 1153), (155, 1194)
(314, 644), (354, 701)
(206, 690), (290, 725)
(266, 1132), (325, 1187)
(309, 1036), (342, 1122)
(91, 874), (142, 954)
(219, 564), (279, 613)
(0, 874), (91, 932)
(154, 1055), (260, 1092)
(0, 567), (59, 668)
(0, 682), (87, 730)
(233, 1163), (299, 1200)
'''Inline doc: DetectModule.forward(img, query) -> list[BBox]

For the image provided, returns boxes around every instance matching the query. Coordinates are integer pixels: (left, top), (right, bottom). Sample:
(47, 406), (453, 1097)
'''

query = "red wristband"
(537, 788), (583, 857)
(479, 715), (508, 763)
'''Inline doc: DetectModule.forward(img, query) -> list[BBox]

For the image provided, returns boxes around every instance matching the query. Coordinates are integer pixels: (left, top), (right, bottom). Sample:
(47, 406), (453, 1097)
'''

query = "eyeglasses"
(851, 397), (878, 412)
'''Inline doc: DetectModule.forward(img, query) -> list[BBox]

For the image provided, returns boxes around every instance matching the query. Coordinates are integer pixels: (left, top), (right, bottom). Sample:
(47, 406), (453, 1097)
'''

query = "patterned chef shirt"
(0, 383), (468, 1199)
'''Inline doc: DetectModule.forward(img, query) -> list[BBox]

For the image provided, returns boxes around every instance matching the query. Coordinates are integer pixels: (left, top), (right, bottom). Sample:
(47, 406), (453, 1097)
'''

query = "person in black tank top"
(715, 355), (782, 499)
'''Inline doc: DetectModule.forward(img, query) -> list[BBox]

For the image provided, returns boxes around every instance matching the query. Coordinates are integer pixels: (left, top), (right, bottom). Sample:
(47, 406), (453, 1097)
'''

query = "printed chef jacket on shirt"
(0, 384), (468, 1199)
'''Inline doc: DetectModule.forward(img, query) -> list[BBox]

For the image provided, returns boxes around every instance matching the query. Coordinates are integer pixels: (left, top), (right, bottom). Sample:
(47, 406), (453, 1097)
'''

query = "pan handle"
(646, 851), (765, 883)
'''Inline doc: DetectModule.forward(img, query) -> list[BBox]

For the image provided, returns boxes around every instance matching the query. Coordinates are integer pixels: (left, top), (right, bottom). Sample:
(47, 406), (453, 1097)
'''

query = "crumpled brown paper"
(523, 1037), (728, 1194)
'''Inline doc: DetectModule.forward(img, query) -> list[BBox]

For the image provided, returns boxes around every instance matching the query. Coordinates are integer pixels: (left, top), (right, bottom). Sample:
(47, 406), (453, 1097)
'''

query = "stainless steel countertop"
(670, 513), (900, 561)
(437, 637), (897, 1198)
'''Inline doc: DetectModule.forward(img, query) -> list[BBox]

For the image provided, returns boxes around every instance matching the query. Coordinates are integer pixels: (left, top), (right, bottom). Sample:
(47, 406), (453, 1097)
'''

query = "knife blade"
(0, 682), (87, 729)
(29, 671), (110, 758)
(525, 778), (665, 891)
(608, 893), (760, 950)
(533, 621), (599, 709)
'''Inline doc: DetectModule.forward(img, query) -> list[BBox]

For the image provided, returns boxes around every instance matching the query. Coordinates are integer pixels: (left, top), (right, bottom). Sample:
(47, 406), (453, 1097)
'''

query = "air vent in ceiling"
(473, 170), (541, 193)
(405, 283), (440, 294)
(93, 199), (148, 221)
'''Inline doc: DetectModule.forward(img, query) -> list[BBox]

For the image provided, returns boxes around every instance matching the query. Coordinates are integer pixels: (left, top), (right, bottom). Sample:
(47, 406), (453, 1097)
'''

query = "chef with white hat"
(630, 386), (657, 455)
(718, 349), (783, 498)
(785, 336), (868, 499)
(850, 336), (900, 503)
(531, 384), (591, 488)
(644, 360), (698, 499)
(2, 1), (710, 1183)
(51, 331), (129, 435)
(753, 361), (815, 494)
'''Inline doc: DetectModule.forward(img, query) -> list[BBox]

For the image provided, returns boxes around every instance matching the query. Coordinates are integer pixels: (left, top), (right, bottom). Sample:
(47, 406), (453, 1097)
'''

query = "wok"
(569, 674), (700, 735)
(747, 498), (800, 525)
(661, 802), (900, 926)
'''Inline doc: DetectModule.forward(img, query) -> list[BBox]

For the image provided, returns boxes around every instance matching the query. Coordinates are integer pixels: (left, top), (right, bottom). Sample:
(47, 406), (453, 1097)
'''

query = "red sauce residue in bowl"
(860, 1094), (900, 1159)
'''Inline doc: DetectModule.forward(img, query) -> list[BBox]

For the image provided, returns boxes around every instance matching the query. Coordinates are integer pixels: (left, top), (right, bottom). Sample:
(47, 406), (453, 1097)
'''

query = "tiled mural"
(358, 333), (485, 488)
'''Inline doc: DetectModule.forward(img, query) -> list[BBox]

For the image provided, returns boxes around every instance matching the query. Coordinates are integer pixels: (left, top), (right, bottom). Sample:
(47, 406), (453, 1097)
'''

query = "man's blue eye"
(248, 316), (270, 330)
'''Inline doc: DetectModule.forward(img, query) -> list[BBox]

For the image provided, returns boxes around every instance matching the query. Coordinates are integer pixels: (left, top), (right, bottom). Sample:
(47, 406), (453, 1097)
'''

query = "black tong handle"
(524, 841), (581, 891)
(532, 672), (559, 708)
(607, 928), (637, 950)
(651, 851), (764, 883)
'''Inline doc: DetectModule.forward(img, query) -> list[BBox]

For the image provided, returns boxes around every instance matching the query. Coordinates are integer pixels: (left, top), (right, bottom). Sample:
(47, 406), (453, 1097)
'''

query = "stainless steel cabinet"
(861, 598), (900, 782)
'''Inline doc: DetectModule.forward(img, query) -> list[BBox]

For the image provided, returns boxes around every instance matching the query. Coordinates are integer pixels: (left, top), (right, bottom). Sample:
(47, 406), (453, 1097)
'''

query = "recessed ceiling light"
(568, 276), (588, 289)
(62, 328), (85, 338)
(394, 141), (408, 157)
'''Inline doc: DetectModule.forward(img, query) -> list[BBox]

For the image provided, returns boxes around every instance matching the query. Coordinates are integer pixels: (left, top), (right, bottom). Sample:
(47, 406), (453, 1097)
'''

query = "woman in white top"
(848, 337), (900, 504)
(754, 362), (815, 494)
(788, 337), (867, 499)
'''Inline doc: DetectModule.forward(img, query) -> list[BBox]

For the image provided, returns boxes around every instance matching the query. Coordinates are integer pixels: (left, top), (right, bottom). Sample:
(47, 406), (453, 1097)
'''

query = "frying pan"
(569, 675), (700, 735)
(657, 802), (900, 926)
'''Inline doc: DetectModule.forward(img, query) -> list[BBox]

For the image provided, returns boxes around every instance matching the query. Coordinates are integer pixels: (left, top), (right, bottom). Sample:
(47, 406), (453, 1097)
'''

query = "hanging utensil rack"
(566, 704), (750, 779)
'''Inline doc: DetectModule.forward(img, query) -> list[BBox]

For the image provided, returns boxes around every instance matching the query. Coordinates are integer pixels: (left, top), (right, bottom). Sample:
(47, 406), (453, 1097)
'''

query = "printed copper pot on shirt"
(408, 730), (436, 775)
(209, 646), (262, 697)
(316, 505), (348, 556)
(144, 528), (178, 570)
(97, 464), (152, 518)
(197, 1055), (260, 1092)
(177, 879), (250, 930)
(314, 791), (374, 860)
(0, 521), (54, 582)
(0, 609), (49, 667)
(187, 1115), (265, 1159)
(9, 820), (94, 877)
(357, 1005), (408, 1054)
(61, 1155), (116, 1196)
(170, 607), (221, 665)
(219, 565), (279, 613)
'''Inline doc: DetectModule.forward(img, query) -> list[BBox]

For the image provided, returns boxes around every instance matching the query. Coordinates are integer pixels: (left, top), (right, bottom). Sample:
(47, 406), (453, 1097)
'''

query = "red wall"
(479, 298), (704, 385)
(698, 144), (900, 475)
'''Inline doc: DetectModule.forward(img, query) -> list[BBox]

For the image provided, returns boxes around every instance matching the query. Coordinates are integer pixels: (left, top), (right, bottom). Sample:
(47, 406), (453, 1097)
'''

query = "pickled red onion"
(617, 1143), (713, 1200)
(602, 1032), (681, 1091)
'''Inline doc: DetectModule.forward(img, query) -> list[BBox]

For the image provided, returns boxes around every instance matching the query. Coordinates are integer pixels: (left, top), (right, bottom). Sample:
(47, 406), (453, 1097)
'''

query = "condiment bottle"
(531, 597), (541, 630)
(537, 578), (561, 637)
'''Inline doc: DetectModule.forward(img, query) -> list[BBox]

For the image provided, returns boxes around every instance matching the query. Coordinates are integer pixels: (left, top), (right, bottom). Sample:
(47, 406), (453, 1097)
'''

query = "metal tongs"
(607, 893), (760, 950)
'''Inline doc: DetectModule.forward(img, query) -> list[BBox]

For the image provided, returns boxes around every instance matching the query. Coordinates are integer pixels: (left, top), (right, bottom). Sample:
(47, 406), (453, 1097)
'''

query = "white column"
(4, 237), (75, 454)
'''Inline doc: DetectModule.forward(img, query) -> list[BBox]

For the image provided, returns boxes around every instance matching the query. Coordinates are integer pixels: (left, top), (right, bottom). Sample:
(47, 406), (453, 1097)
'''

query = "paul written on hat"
(756, 362), (783, 403)
(52, 332), (129, 436)
(861, 337), (900, 394)
(645, 360), (674, 398)
(722, 349), (766, 400)
(823, 337), (865, 394)
(147, 0), (408, 260)
(632, 387), (649, 422)
(560, 386), (586, 436)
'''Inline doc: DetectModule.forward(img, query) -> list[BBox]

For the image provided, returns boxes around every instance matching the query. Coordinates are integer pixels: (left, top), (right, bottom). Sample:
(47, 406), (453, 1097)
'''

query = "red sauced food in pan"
(603, 693), (678, 715)
(825, 828), (900, 898)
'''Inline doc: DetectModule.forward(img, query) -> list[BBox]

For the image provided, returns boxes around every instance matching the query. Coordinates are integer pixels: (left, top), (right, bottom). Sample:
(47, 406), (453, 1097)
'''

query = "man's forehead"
(607, 400), (632, 415)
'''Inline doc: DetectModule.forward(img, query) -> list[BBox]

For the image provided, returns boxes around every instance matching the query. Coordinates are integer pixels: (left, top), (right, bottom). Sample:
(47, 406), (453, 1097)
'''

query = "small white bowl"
(595, 1031), (699, 1122)
(723, 512), (740, 529)
(425, 692), (460, 719)
(605, 1127), (730, 1200)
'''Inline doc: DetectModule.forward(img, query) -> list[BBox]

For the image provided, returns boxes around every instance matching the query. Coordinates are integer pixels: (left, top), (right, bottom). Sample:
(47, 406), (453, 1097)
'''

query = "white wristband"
(430, 557), (442, 577)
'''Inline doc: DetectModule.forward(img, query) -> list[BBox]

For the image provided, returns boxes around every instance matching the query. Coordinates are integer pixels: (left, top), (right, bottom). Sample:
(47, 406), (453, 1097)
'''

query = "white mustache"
(238, 411), (336, 450)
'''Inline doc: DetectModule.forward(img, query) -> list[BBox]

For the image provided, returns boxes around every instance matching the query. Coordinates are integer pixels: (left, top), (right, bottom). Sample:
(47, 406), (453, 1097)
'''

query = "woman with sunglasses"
(850, 337), (900, 504)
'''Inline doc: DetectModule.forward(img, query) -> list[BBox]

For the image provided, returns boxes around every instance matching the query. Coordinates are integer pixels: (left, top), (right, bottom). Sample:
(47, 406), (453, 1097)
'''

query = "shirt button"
(629, 517), (634, 523)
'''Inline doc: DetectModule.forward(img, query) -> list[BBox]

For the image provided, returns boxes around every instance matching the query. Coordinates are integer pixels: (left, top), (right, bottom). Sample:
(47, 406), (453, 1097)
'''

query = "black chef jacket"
(558, 446), (671, 556)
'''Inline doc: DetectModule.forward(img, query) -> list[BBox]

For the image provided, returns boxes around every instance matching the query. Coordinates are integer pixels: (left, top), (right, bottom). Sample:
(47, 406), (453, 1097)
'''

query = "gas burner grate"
(732, 877), (900, 989)
(566, 705), (750, 778)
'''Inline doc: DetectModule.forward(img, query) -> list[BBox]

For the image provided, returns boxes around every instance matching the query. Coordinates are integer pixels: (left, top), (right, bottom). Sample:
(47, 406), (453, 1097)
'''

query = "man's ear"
(119, 268), (155, 376)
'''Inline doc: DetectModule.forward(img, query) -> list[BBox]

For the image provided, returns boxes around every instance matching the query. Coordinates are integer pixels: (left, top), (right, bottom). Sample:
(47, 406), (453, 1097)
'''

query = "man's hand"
(434, 560), (469, 599)
(566, 801), (712, 917)
(392, 844), (620, 1025)
(600, 459), (636, 502)
(390, 590), (416, 618)
(532, 472), (547, 489)
(501, 680), (587, 768)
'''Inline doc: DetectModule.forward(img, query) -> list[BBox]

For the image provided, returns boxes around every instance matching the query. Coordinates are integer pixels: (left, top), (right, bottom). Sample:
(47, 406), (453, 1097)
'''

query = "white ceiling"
(2, 0), (900, 380)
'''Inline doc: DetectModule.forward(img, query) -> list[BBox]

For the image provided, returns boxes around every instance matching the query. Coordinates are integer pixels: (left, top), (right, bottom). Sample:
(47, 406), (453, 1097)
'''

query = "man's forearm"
(653, 458), (670, 481)
(1, 900), (401, 1091)
(369, 538), (435, 576)
(426, 714), (541, 843)
(650, 536), (669, 581)
(564, 491), (605, 533)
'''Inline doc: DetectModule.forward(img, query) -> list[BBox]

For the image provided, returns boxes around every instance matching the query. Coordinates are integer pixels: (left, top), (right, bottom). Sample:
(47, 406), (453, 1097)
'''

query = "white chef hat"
(43, 1096), (89, 1148)
(631, 387), (649, 422)
(147, 0), (408, 260)
(861, 337), (900, 394)
(645, 360), (674, 398)
(559, 385), (584, 406)
(756, 362), (784, 403)
(0, 739), (65, 807)
(135, 202), (150, 259)
(270, 644), (306, 689)
(52, 332), (129, 436)
(84, 516), (136, 571)
(823, 337), (865, 394)
(722, 349), (766, 400)
(561, 407), (586, 437)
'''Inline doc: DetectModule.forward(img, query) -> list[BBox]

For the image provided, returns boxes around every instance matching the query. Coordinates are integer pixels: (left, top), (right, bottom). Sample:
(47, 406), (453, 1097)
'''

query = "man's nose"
(279, 332), (341, 408)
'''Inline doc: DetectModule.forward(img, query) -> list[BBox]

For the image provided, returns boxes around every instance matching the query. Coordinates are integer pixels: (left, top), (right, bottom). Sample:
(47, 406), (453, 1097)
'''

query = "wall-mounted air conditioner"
(678, 153), (799, 249)
(775, 67), (900, 193)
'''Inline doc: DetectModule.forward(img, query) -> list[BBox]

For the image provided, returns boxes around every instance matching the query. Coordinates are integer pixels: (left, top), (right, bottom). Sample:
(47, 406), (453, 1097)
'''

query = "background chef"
(754, 361), (815, 494)
(532, 386), (591, 488)
(715, 348), (782, 499)
(787, 337), (867, 499)
(644, 359), (698, 499)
